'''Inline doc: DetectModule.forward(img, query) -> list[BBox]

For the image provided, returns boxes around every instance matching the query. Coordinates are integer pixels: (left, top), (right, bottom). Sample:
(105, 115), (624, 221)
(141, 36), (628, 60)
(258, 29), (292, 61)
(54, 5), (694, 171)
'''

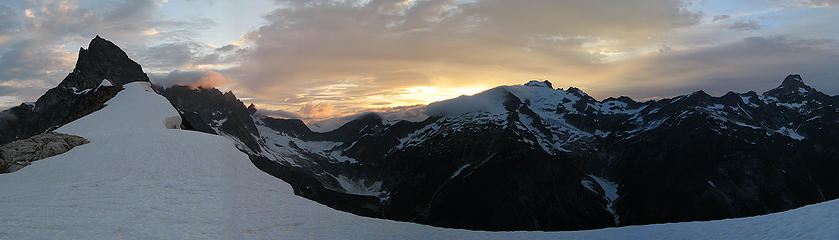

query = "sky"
(0, 0), (838, 126)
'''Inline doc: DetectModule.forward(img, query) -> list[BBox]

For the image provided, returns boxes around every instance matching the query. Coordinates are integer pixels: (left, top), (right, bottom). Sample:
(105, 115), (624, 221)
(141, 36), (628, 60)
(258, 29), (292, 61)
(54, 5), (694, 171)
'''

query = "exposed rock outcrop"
(0, 132), (89, 173)
(0, 36), (145, 145)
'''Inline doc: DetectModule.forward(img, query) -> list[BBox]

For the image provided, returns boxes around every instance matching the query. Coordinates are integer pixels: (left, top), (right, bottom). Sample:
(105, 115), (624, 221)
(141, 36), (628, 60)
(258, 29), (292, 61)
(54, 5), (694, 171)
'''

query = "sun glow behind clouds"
(381, 86), (490, 107)
(253, 84), (491, 123)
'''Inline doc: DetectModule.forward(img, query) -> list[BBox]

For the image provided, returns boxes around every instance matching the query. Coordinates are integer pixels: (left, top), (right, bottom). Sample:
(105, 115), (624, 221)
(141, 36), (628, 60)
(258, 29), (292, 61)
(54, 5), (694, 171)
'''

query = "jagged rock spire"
(57, 35), (149, 90)
(247, 103), (258, 115)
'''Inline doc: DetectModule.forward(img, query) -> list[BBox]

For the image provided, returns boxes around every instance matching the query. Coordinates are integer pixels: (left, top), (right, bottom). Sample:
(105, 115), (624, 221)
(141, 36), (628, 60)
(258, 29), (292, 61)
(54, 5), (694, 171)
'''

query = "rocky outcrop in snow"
(0, 132), (88, 173)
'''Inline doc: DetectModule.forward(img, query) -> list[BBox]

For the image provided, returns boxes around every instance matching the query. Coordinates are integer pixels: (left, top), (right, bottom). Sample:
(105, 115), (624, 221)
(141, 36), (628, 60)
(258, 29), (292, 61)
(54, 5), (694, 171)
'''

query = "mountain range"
(2, 36), (838, 232)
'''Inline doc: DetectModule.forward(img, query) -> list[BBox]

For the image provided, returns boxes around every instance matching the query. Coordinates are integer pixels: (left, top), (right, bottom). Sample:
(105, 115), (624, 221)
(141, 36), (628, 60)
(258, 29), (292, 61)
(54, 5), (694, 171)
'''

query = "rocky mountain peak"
(764, 74), (820, 99)
(58, 36), (149, 90)
(247, 104), (258, 115)
(525, 80), (553, 89)
(566, 87), (586, 96)
(779, 74), (805, 88)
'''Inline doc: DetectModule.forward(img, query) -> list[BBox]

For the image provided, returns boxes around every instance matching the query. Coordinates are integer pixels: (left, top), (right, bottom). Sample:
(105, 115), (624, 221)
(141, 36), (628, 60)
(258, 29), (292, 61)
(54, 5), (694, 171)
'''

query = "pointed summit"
(58, 36), (149, 90)
(763, 74), (829, 103)
(247, 104), (258, 115)
(764, 74), (813, 95)
(779, 74), (806, 88)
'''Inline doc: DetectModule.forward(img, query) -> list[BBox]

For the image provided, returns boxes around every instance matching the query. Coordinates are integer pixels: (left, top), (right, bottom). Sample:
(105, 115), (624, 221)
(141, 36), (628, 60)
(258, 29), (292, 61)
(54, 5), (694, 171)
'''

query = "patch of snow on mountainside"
(740, 95), (759, 107)
(589, 175), (621, 225)
(97, 79), (113, 89)
(601, 100), (646, 115)
(333, 174), (386, 197)
(397, 112), (506, 150)
(254, 122), (357, 165)
(775, 127), (805, 140)
(451, 164), (472, 179)
(1, 81), (838, 239)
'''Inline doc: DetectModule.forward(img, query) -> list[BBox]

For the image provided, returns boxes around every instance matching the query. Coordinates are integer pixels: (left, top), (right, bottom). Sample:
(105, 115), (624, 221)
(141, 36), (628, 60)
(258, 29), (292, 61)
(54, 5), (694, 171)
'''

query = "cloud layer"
(150, 70), (231, 88)
(1, 0), (838, 125)
(225, 0), (706, 115)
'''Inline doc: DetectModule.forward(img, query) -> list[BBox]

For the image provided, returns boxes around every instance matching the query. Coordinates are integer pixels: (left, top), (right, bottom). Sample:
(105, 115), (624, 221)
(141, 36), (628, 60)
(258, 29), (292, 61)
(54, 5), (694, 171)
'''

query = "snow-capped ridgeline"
(410, 76), (827, 156)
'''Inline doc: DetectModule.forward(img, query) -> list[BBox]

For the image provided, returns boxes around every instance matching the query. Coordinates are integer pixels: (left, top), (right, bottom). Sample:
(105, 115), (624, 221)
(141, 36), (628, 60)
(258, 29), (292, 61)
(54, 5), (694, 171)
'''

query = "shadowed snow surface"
(0, 82), (838, 239)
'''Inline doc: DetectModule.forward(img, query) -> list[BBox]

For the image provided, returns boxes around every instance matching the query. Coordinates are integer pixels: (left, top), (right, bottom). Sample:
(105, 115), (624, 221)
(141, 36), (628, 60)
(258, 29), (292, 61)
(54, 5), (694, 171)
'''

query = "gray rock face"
(0, 132), (89, 173)
(57, 35), (150, 91)
(0, 36), (144, 145)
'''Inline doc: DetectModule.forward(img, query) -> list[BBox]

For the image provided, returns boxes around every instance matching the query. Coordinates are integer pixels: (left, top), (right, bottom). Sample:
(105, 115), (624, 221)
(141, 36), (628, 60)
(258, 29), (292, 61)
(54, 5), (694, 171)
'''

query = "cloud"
(215, 44), (238, 52)
(306, 104), (429, 132)
(712, 14), (730, 22)
(257, 102), (336, 121)
(256, 102), (428, 132)
(597, 36), (839, 99)
(796, 0), (839, 7)
(0, 5), (22, 35)
(256, 109), (302, 119)
(0, 40), (75, 82)
(140, 42), (197, 69)
(298, 102), (336, 118)
(3, 0), (838, 125)
(226, 0), (703, 116)
(137, 40), (241, 71)
(729, 20), (761, 31)
(0, 0), (219, 107)
(149, 70), (231, 88)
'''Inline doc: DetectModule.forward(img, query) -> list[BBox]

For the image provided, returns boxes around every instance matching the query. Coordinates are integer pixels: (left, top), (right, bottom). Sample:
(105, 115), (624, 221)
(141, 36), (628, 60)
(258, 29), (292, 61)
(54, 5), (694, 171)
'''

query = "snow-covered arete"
(1, 82), (838, 239)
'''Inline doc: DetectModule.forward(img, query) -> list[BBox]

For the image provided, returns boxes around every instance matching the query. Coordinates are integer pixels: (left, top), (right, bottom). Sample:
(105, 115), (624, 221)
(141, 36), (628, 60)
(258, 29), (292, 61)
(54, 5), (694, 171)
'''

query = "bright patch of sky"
(154, 0), (276, 47)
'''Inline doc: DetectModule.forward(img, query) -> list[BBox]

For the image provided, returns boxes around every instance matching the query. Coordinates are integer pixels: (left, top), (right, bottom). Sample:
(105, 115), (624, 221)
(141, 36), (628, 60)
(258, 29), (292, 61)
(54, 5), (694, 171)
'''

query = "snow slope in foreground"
(0, 82), (838, 239)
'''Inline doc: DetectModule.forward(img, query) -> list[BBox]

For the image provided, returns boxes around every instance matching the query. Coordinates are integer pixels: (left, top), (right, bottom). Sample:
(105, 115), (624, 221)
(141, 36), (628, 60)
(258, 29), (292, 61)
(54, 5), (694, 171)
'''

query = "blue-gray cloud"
(729, 20), (761, 31)
(601, 36), (839, 99)
(0, 4), (22, 35)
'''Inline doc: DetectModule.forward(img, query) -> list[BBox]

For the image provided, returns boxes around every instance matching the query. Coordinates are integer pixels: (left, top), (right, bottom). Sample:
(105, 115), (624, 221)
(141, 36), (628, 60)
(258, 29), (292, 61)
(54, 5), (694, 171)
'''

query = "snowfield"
(1, 82), (838, 239)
